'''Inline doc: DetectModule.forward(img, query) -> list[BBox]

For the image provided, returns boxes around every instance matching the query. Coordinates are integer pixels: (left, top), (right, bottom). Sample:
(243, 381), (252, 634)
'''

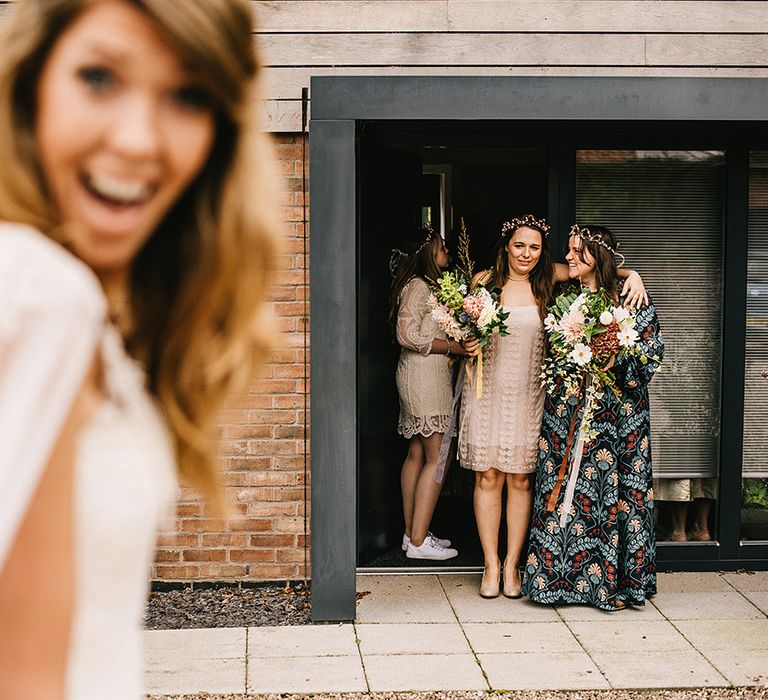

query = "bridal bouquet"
(427, 219), (508, 397)
(428, 273), (508, 348)
(541, 287), (642, 442)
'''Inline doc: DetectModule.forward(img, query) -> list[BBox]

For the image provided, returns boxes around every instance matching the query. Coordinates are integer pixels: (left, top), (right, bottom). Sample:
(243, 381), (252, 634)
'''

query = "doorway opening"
(357, 123), (549, 569)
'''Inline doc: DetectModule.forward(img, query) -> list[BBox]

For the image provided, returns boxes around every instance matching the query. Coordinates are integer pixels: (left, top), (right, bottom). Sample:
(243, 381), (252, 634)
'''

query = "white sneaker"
(405, 535), (458, 561)
(402, 532), (452, 551)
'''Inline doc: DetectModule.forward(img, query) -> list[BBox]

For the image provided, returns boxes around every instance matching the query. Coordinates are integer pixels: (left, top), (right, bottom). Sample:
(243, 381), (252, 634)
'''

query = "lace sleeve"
(0, 226), (106, 566)
(396, 278), (435, 356)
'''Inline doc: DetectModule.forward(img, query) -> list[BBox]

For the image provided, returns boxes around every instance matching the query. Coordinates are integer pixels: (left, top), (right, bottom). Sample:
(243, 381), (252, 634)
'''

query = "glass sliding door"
(742, 151), (768, 541)
(575, 150), (725, 544)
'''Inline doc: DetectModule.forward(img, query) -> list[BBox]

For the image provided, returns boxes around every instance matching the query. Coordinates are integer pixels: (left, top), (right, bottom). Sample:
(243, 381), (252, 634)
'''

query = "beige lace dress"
(395, 277), (453, 438)
(458, 305), (545, 473)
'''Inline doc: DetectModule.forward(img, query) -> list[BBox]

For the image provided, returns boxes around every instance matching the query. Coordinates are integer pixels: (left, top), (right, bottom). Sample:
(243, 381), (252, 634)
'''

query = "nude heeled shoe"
(502, 564), (522, 599)
(479, 566), (501, 599)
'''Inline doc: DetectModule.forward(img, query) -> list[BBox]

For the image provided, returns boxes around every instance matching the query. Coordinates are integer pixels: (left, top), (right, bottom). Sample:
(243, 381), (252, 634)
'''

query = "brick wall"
(151, 133), (310, 584)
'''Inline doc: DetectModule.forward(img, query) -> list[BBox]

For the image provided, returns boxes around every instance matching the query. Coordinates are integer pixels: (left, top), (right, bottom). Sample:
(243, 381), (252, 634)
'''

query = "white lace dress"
(458, 305), (545, 473)
(395, 277), (453, 438)
(0, 224), (177, 700)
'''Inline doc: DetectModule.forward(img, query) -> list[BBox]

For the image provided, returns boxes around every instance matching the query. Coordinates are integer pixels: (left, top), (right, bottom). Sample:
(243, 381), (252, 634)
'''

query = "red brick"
(227, 517), (275, 532)
(276, 548), (305, 563)
(183, 549), (227, 562)
(249, 534), (296, 547)
(229, 549), (276, 563)
(197, 565), (247, 578)
(248, 564), (298, 579)
(201, 533), (250, 547)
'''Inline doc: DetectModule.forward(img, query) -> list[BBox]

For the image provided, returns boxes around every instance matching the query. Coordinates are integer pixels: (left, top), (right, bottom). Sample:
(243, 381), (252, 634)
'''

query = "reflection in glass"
(576, 150), (724, 543)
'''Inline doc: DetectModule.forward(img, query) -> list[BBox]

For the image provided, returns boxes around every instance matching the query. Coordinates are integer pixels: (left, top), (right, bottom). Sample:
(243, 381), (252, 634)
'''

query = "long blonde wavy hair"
(0, 0), (279, 511)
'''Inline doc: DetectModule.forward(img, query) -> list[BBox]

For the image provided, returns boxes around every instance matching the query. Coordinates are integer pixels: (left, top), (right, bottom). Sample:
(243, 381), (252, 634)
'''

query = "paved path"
(145, 571), (768, 695)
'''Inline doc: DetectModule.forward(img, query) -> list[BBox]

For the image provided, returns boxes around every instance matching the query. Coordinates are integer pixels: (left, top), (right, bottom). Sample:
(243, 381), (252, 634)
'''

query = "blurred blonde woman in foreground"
(0, 1), (278, 698)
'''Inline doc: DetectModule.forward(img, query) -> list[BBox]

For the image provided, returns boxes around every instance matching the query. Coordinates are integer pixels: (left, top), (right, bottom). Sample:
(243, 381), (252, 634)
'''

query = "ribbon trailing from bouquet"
(546, 374), (591, 527)
(464, 352), (483, 400)
(434, 360), (466, 484)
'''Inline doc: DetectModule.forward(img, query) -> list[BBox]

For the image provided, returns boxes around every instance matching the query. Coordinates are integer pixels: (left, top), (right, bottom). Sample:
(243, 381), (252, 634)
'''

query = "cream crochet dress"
(458, 305), (545, 473)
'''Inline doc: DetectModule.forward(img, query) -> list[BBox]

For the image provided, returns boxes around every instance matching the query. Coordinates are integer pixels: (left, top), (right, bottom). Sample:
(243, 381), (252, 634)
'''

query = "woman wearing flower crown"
(389, 226), (469, 560)
(461, 216), (647, 599)
(522, 225), (663, 611)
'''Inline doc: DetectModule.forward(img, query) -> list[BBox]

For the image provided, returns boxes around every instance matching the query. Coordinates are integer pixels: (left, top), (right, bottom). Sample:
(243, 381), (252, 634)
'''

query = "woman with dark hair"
(461, 217), (647, 599)
(389, 226), (468, 560)
(522, 225), (664, 611)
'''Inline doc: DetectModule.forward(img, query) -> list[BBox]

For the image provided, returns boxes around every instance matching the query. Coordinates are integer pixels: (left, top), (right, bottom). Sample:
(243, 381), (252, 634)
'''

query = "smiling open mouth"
(83, 173), (155, 206)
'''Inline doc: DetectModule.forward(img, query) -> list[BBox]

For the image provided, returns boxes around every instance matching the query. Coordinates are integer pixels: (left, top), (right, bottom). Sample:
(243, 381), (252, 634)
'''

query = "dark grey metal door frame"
(309, 76), (768, 622)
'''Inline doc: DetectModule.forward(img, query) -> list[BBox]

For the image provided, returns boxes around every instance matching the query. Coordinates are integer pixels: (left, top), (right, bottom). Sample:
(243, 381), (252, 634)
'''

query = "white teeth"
(87, 174), (151, 204)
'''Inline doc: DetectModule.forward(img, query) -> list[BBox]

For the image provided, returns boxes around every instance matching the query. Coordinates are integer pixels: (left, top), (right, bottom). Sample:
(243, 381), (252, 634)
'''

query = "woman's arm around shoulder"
(613, 294), (664, 390)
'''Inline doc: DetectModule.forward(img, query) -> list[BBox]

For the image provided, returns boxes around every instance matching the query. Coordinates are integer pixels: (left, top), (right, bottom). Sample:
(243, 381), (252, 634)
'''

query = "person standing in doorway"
(523, 225), (663, 611)
(389, 226), (467, 560)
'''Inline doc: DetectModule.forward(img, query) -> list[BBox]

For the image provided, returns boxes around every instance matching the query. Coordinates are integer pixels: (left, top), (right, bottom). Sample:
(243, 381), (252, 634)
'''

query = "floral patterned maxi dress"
(522, 295), (664, 610)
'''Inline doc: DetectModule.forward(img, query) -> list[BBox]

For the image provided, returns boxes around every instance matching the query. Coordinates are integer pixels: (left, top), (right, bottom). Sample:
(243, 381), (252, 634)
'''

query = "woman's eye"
(77, 66), (113, 92)
(173, 84), (212, 111)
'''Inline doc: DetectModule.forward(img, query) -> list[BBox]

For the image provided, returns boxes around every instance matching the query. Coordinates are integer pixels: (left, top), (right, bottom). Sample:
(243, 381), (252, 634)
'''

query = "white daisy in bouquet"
(541, 286), (659, 441)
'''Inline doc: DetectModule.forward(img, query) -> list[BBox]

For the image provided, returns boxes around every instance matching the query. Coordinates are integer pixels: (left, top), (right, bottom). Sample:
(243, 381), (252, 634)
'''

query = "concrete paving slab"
(356, 575), (455, 623)
(657, 572), (733, 593)
(478, 651), (609, 690)
(246, 655), (367, 693)
(742, 591), (768, 616)
(674, 619), (768, 650)
(355, 622), (471, 655)
(462, 621), (581, 654)
(567, 619), (692, 653)
(699, 648), (768, 686)
(556, 601), (664, 622)
(364, 653), (488, 691)
(441, 575), (559, 623)
(589, 649), (728, 688)
(651, 591), (765, 620)
(143, 627), (245, 657)
(247, 623), (358, 658)
(723, 571), (768, 593)
(145, 658), (245, 695)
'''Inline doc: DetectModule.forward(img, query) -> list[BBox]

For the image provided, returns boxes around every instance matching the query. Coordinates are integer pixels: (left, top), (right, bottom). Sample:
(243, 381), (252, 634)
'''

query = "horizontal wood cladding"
(254, 1), (768, 34)
(259, 32), (768, 68)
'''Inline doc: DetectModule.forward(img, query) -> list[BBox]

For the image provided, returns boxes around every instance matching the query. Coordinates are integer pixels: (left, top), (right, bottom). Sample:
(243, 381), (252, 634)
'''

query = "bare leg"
(401, 437), (425, 538)
(503, 472), (532, 596)
(667, 501), (688, 541)
(474, 468), (504, 596)
(690, 499), (713, 541)
(410, 432), (446, 546)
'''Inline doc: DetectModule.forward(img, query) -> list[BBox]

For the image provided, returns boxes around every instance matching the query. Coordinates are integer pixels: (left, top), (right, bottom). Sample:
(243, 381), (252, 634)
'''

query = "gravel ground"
(149, 689), (768, 700)
(144, 583), (311, 629)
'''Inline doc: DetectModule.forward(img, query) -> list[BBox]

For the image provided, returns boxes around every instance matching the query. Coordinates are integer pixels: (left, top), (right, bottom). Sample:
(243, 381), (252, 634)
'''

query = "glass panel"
(576, 150), (724, 543)
(742, 151), (768, 541)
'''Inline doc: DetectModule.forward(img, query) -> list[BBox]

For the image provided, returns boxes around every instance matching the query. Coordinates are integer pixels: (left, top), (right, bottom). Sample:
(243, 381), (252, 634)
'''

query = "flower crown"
(501, 214), (551, 237)
(389, 227), (435, 275)
(569, 224), (625, 266)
